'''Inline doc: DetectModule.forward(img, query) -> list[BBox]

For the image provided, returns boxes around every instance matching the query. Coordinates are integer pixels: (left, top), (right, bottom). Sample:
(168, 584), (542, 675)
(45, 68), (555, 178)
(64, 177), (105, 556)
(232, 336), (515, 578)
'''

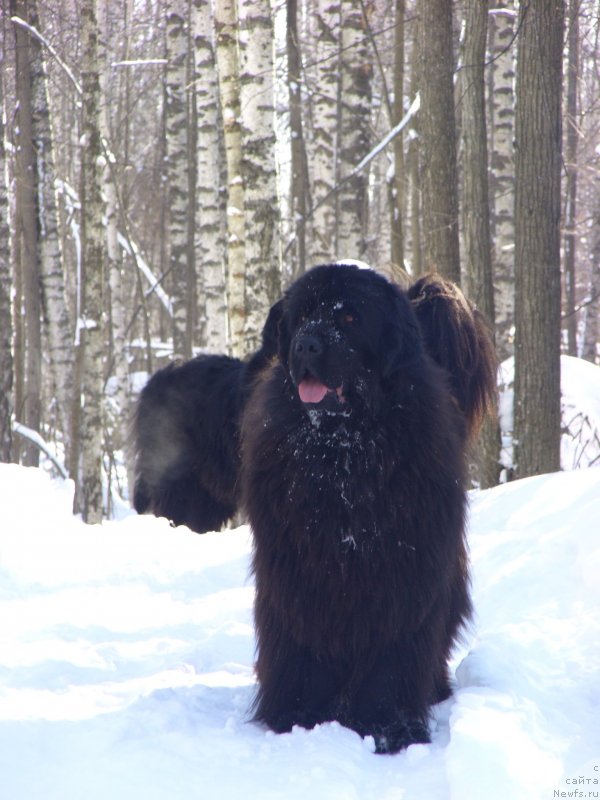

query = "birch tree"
(165, 0), (192, 359)
(308, 0), (340, 265)
(336, 0), (372, 259)
(488, 1), (516, 360)
(193, 0), (228, 352)
(0, 71), (13, 462)
(215, 0), (245, 356)
(391, 0), (405, 269)
(97, 0), (131, 479)
(582, 194), (600, 363)
(12, 0), (42, 467)
(78, 0), (106, 522)
(287, 0), (309, 279)
(26, 0), (74, 463)
(563, 0), (579, 356)
(513, 0), (564, 478)
(238, 0), (281, 351)
(418, 0), (460, 282)
(407, 11), (422, 276)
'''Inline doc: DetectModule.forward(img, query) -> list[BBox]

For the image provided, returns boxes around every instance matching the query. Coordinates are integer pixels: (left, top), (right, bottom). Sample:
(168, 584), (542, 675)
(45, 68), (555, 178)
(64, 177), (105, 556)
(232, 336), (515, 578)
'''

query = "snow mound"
(499, 355), (600, 471)
(1, 463), (599, 798)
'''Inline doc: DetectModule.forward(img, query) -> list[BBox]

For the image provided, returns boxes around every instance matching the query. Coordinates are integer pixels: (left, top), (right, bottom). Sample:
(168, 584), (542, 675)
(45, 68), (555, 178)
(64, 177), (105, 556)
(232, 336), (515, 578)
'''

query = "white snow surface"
(1, 463), (599, 799)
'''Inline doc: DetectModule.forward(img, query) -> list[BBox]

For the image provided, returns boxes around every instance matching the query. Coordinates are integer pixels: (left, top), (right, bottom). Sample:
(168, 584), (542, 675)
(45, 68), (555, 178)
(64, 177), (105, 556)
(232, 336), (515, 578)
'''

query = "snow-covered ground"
(1, 462), (599, 799)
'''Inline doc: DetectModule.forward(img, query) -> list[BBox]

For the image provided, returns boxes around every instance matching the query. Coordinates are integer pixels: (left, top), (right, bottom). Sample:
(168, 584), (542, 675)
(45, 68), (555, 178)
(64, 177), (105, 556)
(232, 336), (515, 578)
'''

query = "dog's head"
(277, 263), (423, 417)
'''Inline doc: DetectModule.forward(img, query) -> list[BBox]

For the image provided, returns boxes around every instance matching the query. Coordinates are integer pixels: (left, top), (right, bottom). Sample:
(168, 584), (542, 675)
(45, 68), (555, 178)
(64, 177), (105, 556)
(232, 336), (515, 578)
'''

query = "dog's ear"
(272, 296), (294, 368)
(381, 284), (424, 378)
(407, 274), (498, 438)
(261, 298), (285, 358)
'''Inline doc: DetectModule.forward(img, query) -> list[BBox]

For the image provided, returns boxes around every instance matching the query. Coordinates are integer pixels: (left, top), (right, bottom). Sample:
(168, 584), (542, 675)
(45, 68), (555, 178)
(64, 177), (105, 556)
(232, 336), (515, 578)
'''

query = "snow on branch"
(116, 232), (173, 316)
(351, 93), (421, 178)
(112, 59), (167, 68)
(11, 16), (83, 97)
(284, 93), (421, 259)
(54, 179), (173, 317)
(13, 422), (69, 479)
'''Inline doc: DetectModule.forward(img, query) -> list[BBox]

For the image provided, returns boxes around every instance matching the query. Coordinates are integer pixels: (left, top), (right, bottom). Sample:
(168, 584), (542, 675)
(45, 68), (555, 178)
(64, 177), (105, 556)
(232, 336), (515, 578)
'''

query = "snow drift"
(0, 463), (599, 799)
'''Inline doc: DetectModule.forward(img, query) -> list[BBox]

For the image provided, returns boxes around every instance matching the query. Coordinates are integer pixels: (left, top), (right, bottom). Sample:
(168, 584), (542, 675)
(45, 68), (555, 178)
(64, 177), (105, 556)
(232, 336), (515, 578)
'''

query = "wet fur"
(241, 265), (496, 753)
(132, 302), (281, 533)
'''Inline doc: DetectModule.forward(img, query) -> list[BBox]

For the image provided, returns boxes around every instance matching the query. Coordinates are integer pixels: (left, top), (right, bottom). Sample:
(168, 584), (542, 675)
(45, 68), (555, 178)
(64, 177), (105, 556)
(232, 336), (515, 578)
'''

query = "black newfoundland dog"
(133, 269), (494, 539)
(132, 300), (282, 532)
(241, 263), (496, 753)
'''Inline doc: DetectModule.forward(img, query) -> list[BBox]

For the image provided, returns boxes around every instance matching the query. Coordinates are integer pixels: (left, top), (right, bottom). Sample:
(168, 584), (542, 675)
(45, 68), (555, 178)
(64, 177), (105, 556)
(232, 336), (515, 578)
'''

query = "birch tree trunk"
(28, 0), (74, 465)
(287, 0), (309, 279)
(0, 72), (13, 462)
(193, 0), (228, 352)
(391, 0), (405, 269)
(582, 192), (600, 364)
(460, 0), (500, 488)
(308, 0), (340, 265)
(78, 0), (106, 522)
(215, 0), (246, 357)
(489, 2), (516, 361)
(238, 0), (280, 352)
(418, 0), (460, 283)
(165, 0), (193, 359)
(513, 0), (564, 479)
(12, 0), (42, 467)
(407, 13), (422, 276)
(563, 0), (579, 357)
(97, 0), (131, 487)
(336, 0), (371, 259)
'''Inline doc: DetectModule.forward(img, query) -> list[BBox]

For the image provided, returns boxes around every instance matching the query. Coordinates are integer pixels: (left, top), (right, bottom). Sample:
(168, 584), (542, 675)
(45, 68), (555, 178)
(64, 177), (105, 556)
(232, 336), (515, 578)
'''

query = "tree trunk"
(0, 70), (13, 462)
(12, 0), (42, 467)
(165, 0), (193, 359)
(513, 0), (564, 479)
(460, 0), (500, 488)
(238, 0), (281, 353)
(98, 0), (131, 492)
(307, 0), (340, 265)
(193, 0), (228, 352)
(336, 0), (371, 259)
(582, 192), (600, 364)
(563, 0), (579, 357)
(287, 0), (309, 280)
(488, 1), (516, 361)
(78, 0), (106, 522)
(417, 0), (460, 283)
(215, 0), (246, 357)
(407, 11), (422, 276)
(28, 0), (75, 467)
(391, 0), (405, 269)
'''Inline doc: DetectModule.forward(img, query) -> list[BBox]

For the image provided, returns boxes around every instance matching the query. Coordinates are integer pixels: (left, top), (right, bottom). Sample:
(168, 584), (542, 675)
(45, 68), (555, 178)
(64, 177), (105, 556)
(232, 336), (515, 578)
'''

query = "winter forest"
(0, 0), (598, 522)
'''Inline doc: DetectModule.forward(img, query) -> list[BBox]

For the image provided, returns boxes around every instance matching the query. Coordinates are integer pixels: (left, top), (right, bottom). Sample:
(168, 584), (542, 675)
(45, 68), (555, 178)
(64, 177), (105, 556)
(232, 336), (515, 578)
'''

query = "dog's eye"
(340, 309), (359, 325)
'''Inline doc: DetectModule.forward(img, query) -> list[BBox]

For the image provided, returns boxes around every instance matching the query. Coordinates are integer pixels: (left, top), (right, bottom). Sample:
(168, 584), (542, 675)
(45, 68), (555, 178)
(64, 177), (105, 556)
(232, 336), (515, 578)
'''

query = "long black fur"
(132, 301), (282, 533)
(241, 264), (497, 753)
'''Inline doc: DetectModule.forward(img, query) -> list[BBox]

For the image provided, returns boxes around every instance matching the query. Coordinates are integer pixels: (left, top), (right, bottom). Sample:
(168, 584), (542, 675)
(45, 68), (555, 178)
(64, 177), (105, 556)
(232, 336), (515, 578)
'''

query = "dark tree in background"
(417, 0), (460, 283)
(459, 0), (500, 488)
(513, 0), (564, 478)
(12, 0), (42, 467)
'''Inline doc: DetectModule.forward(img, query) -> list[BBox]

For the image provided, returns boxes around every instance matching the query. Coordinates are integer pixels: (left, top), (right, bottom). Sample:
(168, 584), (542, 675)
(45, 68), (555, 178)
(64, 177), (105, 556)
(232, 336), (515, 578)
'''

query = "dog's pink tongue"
(298, 377), (329, 404)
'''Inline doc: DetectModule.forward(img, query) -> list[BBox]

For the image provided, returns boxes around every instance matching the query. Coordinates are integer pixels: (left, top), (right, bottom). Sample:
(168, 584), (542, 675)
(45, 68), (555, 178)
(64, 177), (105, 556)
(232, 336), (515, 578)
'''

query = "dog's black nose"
(293, 334), (322, 357)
